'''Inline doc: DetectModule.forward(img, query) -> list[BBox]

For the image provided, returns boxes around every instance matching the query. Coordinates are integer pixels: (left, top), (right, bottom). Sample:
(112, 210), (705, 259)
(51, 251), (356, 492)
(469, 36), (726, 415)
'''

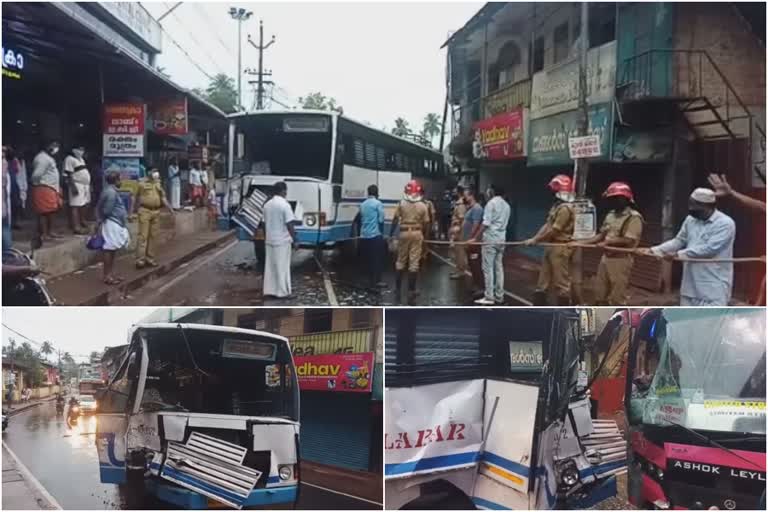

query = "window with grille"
(365, 142), (377, 166)
(353, 139), (365, 165)
(304, 309), (333, 333)
(376, 148), (386, 170)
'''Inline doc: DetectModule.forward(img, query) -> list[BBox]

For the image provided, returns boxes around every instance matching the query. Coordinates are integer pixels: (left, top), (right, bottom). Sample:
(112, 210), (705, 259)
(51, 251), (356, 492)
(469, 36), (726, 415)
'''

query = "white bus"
(226, 110), (447, 248)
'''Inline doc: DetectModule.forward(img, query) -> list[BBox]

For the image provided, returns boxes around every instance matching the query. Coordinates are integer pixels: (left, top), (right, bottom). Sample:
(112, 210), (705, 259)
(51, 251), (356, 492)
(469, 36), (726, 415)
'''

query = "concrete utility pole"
(229, 6), (253, 110)
(573, 2), (590, 198)
(248, 20), (276, 110)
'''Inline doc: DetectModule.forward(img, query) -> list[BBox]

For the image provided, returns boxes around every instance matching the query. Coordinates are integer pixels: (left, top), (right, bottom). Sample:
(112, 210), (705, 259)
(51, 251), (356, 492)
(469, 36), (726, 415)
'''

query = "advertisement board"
(612, 126), (673, 162)
(530, 40), (616, 120)
(103, 103), (145, 157)
(385, 379), (484, 479)
(2, 46), (24, 80)
(528, 103), (613, 166)
(294, 352), (374, 392)
(472, 108), (525, 160)
(150, 97), (188, 135)
(508, 341), (544, 372)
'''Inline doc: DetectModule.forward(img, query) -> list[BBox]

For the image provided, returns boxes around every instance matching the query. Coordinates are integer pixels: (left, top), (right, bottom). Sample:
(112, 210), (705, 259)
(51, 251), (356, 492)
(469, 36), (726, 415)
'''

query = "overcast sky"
(142, 1), (481, 132)
(2, 309), (153, 363)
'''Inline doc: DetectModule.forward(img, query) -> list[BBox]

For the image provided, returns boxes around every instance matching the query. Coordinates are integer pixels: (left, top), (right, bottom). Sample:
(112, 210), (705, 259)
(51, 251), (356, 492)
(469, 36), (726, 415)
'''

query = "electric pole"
(248, 20), (276, 110)
(229, 6), (253, 110)
(573, 2), (590, 198)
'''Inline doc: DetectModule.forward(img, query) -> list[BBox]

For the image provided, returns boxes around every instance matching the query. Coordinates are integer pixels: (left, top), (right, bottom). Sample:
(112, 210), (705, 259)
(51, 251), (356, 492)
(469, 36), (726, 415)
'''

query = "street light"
(229, 6), (253, 110)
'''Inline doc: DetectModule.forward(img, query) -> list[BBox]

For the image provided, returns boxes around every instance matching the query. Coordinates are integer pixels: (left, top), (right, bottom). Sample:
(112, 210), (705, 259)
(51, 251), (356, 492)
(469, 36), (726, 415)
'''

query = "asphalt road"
(2, 402), (379, 510)
(118, 240), (527, 306)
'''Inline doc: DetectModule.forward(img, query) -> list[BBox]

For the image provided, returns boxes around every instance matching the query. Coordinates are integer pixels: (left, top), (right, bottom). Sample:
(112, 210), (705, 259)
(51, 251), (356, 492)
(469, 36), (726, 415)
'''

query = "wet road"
(2, 402), (379, 510)
(119, 240), (526, 306)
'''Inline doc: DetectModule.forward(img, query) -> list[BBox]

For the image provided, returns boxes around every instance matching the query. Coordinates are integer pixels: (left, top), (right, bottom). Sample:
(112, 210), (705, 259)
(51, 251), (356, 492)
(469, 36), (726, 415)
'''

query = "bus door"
(472, 378), (540, 510)
(95, 333), (148, 484)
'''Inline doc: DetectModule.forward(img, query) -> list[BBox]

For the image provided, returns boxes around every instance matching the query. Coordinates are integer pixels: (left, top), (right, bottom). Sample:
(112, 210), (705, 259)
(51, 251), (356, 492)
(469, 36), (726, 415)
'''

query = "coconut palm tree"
(392, 118), (410, 137)
(40, 341), (54, 362)
(422, 113), (441, 145)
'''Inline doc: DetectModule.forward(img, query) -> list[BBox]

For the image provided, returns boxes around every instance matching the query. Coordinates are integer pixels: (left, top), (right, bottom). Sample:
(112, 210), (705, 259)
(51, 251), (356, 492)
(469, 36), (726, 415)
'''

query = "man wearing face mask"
(581, 182), (644, 305)
(63, 145), (91, 234)
(30, 140), (63, 242)
(639, 188), (735, 306)
(132, 168), (175, 268)
(523, 174), (576, 305)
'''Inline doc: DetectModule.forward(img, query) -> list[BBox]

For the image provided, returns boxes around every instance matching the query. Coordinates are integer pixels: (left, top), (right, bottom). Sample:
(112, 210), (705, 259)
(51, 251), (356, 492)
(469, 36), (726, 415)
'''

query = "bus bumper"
(565, 475), (618, 509)
(146, 480), (298, 510)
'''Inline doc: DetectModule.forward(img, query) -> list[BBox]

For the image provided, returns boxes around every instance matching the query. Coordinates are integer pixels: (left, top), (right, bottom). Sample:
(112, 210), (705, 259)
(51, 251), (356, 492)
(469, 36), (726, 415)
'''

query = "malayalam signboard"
(568, 135), (602, 159)
(509, 341), (543, 372)
(385, 380), (484, 479)
(150, 97), (188, 135)
(103, 103), (145, 157)
(472, 108), (525, 160)
(294, 352), (374, 392)
(528, 103), (613, 166)
(2, 46), (24, 80)
(530, 40), (616, 120)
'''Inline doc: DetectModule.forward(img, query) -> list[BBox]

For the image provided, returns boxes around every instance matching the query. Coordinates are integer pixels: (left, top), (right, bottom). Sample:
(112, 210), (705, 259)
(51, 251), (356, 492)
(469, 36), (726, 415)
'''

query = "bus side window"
(333, 140), (344, 184)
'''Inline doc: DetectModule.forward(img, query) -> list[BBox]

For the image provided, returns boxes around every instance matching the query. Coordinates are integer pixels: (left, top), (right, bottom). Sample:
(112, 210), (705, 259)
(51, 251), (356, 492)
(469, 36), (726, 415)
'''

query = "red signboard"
(103, 103), (145, 157)
(472, 109), (525, 160)
(294, 352), (374, 392)
(150, 97), (188, 135)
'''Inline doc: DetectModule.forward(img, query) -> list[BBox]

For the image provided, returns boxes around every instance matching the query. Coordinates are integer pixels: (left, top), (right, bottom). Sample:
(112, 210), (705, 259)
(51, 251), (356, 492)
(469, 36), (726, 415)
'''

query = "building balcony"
(482, 78), (532, 119)
(289, 328), (374, 356)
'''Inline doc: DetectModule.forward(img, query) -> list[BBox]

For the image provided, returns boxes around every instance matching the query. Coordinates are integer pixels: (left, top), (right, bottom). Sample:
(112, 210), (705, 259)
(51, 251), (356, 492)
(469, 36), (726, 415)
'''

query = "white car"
(78, 395), (98, 414)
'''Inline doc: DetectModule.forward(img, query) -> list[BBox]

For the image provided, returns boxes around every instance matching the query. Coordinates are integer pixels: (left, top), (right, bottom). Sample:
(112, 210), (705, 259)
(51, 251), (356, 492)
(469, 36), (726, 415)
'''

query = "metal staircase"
(618, 48), (766, 183)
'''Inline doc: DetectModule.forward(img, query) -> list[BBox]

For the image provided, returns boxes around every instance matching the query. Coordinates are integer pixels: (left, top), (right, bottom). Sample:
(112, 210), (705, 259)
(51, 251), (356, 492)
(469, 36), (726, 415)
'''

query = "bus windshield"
(638, 308), (766, 433)
(236, 114), (332, 179)
(141, 329), (299, 421)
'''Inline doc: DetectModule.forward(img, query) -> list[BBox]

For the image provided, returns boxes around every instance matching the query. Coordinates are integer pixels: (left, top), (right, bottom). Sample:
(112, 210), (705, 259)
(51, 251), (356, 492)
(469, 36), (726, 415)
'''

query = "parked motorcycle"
(2, 248), (55, 306)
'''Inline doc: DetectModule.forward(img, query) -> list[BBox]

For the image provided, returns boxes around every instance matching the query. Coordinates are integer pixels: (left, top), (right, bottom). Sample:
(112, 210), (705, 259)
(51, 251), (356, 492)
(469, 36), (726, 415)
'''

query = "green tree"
(204, 74), (239, 113)
(422, 113), (441, 145)
(392, 118), (410, 137)
(3, 338), (17, 356)
(40, 341), (54, 362)
(298, 92), (343, 112)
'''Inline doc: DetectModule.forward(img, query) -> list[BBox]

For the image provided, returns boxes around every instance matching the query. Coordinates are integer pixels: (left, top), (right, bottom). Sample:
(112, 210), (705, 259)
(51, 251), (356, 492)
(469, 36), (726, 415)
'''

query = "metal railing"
(620, 48), (765, 183)
(288, 328), (373, 356)
(482, 78), (532, 118)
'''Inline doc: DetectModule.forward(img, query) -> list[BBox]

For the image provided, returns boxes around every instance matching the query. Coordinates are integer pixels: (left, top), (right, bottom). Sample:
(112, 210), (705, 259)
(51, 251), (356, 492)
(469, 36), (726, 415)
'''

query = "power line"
(158, 20), (215, 81)
(2, 323), (44, 348)
(194, 3), (236, 55)
(168, 8), (228, 76)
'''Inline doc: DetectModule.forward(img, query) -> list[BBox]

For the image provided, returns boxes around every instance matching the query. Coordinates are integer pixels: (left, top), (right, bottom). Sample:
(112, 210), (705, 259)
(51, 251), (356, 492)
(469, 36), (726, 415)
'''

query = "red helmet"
(547, 174), (573, 193)
(603, 181), (634, 201)
(404, 180), (423, 197)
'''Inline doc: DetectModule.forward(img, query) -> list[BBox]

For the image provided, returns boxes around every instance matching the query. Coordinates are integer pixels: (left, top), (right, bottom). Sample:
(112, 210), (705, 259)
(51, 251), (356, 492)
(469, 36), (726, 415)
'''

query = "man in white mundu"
(263, 181), (297, 298)
(63, 144), (91, 234)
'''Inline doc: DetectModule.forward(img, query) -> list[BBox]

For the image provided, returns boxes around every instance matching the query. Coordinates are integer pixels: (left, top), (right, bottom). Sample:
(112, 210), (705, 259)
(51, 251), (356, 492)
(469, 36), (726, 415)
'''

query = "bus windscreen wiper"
(662, 419), (763, 471)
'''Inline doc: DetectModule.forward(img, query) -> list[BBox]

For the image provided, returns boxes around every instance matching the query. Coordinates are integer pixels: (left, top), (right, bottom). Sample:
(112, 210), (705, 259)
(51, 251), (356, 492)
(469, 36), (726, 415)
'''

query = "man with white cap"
(639, 187), (735, 306)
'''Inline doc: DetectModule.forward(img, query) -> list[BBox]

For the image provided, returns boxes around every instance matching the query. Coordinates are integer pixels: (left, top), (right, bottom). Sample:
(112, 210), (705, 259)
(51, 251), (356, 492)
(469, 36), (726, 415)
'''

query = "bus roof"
(133, 323), (290, 345)
(227, 109), (443, 156)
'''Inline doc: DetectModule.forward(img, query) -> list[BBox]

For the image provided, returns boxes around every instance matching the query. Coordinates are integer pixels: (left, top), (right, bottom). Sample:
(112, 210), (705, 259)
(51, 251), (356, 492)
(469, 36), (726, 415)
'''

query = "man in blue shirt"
(353, 184), (386, 288)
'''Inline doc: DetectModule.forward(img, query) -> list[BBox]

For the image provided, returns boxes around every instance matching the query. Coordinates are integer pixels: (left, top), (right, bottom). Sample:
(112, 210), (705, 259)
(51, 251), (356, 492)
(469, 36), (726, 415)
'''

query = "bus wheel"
(118, 468), (146, 509)
(401, 482), (476, 510)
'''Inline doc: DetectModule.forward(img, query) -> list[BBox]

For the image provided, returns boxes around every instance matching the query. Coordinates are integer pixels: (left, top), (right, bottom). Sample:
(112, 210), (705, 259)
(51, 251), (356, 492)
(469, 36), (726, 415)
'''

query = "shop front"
(295, 352), (377, 472)
(2, 2), (226, 254)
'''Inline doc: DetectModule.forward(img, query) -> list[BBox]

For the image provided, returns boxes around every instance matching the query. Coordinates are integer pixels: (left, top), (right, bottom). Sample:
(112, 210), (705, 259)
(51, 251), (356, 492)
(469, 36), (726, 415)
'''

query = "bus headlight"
(558, 460), (580, 487)
(303, 212), (326, 227)
(278, 464), (293, 480)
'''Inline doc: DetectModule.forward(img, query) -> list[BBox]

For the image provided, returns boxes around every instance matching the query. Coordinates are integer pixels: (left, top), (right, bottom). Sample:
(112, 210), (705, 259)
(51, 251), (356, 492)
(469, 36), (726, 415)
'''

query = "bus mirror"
(332, 185), (342, 203)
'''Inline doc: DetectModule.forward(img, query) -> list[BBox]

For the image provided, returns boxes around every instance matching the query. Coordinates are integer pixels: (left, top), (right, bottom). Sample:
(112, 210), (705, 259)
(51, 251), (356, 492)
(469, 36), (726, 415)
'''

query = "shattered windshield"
(141, 328), (298, 421)
(640, 309), (766, 434)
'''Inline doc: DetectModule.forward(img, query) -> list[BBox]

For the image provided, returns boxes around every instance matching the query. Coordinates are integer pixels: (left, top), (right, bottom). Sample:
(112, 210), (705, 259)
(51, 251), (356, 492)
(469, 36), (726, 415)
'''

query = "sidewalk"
(2, 444), (59, 510)
(301, 460), (382, 503)
(3, 395), (56, 416)
(47, 229), (235, 305)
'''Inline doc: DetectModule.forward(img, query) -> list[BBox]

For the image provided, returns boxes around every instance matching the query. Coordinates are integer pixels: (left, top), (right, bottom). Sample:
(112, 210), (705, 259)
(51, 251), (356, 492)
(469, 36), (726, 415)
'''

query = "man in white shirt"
(63, 144), (91, 234)
(263, 182), (297, 298)
(469, 184), (511, 305)
(30, 140), (63, 241)
(188, 162), (204, 207)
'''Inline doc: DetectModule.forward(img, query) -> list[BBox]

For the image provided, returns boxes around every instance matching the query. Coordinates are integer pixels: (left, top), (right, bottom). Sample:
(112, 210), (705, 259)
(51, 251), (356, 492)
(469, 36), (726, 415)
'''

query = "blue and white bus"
(226, 110), (447, 248)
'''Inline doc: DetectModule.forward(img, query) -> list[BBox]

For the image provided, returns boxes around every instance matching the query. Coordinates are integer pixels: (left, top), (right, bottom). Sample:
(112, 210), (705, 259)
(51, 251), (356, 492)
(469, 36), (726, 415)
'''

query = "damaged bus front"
(385, 309), (625, 510)
(95, 324), (300, 509)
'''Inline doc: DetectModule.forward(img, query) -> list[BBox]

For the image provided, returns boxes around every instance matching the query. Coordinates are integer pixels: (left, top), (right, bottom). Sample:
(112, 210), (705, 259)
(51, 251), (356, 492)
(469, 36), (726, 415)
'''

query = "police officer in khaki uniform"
(524, 174), (576, 306)
(583, 182), (643, 305)
(132, 169), (175, 268)
(390, 180), (429, 305)
(449, 185), (467, 279)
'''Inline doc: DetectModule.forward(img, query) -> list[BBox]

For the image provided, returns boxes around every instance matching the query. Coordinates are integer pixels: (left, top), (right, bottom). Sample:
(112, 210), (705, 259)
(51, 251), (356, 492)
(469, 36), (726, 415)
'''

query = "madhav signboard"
(472, 108), (526, 160)
(294, 352), (374, 392)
